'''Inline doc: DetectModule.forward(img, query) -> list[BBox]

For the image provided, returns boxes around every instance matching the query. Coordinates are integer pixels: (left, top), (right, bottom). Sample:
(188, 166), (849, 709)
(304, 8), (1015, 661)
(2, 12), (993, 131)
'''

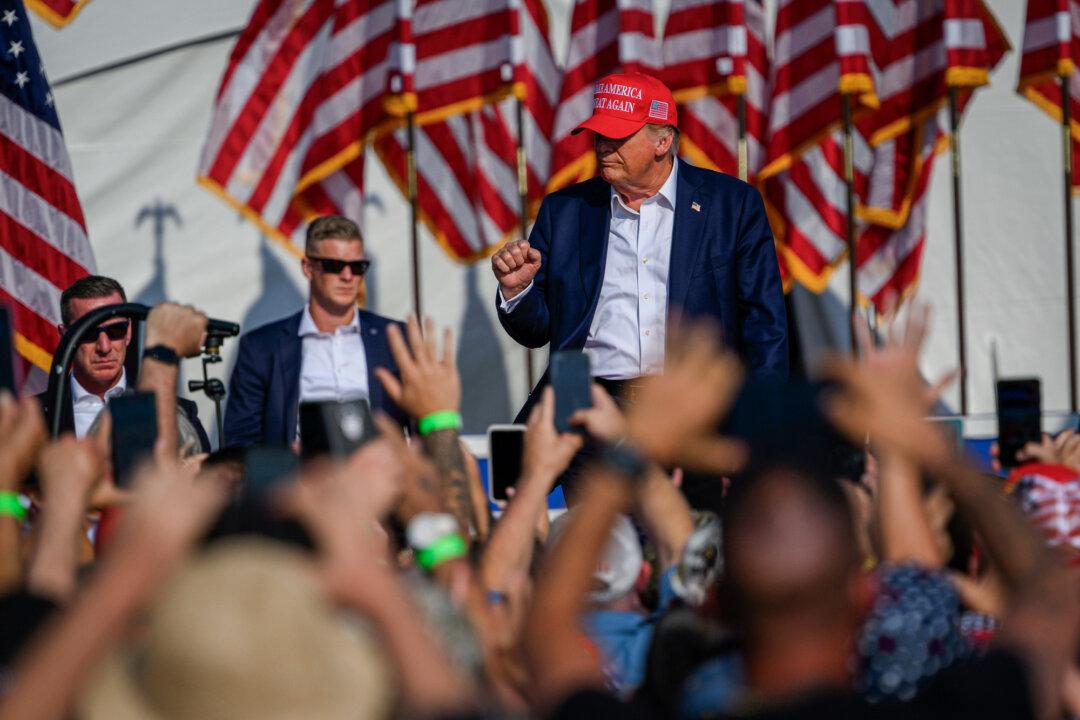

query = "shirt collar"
(610, 157), (679, 214)
(298, 305), (360, 337)
(71, 367), (127, 404)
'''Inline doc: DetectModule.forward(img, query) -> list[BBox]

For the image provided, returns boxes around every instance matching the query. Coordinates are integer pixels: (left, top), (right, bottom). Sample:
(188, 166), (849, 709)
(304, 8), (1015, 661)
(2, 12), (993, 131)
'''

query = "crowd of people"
(0, 293), (1077, 720)
(2, 70), (1078, 720)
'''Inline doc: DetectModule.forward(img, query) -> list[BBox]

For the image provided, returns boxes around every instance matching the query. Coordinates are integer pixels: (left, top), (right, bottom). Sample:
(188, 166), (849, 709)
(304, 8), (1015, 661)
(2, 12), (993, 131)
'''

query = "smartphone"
(488, 424), (525, 502)
(244, 445), (300, 501)
(299, 398), (377, 460)
(108, 392), (158, 488)
(550, 351), (591, 433)
(997, 378), (1041, 469)
(0, 306), (15, 394)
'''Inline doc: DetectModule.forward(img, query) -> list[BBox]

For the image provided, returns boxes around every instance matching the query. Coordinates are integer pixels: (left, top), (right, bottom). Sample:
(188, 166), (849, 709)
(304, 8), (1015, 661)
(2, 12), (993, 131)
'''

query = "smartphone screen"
(299, 398), (377, 460)
(108, 392), (158, 488)
(551, 351), (591, 433)
(488, 425), (525, 502)
(0, 306), (15, 394)
(997, 378), (1041, 469)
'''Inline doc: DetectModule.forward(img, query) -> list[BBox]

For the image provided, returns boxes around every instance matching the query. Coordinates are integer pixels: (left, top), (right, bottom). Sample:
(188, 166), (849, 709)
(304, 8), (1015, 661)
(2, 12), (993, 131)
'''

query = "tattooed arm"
(373, 316), (473, 533)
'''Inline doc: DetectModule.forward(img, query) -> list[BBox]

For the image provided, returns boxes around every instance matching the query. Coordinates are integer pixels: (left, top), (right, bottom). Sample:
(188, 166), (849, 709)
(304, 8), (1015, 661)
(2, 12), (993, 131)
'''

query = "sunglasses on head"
(79, 319), (130, 344)
(307, 256), (371, 276)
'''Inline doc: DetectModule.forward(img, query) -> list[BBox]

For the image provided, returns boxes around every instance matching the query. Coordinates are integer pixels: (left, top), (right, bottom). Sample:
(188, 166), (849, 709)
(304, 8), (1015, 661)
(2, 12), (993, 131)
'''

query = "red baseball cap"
(572, 72), (678, 139)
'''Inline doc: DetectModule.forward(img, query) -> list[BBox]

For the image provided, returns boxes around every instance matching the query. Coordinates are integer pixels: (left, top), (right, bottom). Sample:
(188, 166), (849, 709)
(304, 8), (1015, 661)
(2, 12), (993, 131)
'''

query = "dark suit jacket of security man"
(223, 308), (409, 448)
(37, 391), (211, 453)
(497, 160), (789, 417)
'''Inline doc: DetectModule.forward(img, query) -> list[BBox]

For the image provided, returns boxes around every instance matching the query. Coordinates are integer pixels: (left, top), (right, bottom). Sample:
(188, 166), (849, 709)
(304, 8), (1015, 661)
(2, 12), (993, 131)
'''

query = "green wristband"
(0, 492), (26, 522)
(418, 410), (462, 437)
(415, 533), (468, 570)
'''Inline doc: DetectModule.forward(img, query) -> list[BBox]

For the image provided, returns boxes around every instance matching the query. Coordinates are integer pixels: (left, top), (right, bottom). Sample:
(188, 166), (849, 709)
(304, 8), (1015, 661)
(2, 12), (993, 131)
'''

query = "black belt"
(594, 376), (648, 405)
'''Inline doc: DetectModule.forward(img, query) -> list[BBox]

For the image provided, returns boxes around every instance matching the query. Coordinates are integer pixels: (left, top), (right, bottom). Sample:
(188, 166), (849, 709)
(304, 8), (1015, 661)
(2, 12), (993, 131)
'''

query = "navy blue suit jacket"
(223, 308), (408, 448)
(497, 161), (788, 379)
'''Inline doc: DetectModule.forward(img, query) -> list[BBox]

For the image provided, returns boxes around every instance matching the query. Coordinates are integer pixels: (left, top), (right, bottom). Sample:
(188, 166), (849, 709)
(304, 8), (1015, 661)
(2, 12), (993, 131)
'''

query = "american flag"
(24, 0), (88, 28)
(763, 0), (1006, 306)
(0, 0), (94, 379)
(1019, 0), (1080, 189)
(659, 0), (769, 181)
(198, 0), (412, 250)
(374, 0), (559, 259)
(409, 0), (521, 124)
(546, 0), (659, 194)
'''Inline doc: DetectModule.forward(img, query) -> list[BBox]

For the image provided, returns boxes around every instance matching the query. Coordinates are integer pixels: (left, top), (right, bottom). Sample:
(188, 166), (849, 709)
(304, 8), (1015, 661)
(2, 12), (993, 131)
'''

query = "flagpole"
(1061, 74), (1078, 413)
(515, 96), (535, 391)
(406, 109), (423, 319)
(841, 94), (858, 355)
(948, 87), (969, 416)
(737, 94), (748, 182)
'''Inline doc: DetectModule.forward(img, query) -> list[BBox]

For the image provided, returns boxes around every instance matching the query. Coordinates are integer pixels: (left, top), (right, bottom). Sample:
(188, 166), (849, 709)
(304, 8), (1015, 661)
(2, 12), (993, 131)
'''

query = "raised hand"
(144, 301), (208, 357)
(374, 315), (460, 420)
(569, 384), (626, 442)
(491, 240), (542, 301)
(0, 392), (46, 492)
(524, 387), (584, 482)
(823, 305), (954, 468)
(624, 322), (747, 472)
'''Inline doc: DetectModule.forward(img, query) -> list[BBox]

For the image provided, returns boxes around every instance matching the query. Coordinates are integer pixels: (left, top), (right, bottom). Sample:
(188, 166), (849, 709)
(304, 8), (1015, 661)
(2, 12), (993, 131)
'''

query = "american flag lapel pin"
(691, 201), (701, 212)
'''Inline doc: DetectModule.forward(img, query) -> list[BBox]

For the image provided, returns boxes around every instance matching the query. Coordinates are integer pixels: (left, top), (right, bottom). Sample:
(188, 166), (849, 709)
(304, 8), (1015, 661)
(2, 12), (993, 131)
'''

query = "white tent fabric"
(26, 0), (1077, 443)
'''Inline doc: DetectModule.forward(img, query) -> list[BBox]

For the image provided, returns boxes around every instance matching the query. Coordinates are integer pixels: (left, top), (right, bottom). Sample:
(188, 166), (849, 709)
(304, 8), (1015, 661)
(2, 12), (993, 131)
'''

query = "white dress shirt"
(297, 305), (369, 404)
(501, 159), (677, 380)
(71, 368), (127, 439)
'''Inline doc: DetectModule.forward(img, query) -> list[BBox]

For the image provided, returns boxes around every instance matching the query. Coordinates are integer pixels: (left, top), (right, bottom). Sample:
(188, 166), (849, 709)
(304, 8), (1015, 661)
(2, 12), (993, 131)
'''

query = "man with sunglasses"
(37, 275), (210, 451)
(224, 215), (408, 447)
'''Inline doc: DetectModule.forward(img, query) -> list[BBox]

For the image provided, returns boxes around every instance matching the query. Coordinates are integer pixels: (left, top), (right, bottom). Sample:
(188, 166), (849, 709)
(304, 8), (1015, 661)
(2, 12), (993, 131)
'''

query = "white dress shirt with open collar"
(500, 158), (678, 380)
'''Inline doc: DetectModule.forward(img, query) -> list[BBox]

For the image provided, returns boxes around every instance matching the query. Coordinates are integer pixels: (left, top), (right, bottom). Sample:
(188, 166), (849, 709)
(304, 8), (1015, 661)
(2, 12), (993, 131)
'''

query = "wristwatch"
(598, 439), (650, 483)
(142, 345), (180, 366)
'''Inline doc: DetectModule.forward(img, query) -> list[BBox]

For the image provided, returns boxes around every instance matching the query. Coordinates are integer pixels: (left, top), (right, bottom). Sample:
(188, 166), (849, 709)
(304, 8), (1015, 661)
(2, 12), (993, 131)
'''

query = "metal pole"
(1062, 75), (1078, 413)
(737, 94), (748, 182)
(948, 87), (968, 416)
(841, 94), (858, 355)
(515, 97), (536, 391)
(406, 110), (423, 319)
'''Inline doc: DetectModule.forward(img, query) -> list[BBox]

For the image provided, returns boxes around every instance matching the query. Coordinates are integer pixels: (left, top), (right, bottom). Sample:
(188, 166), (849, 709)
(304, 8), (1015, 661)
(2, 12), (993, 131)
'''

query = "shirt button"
(643, 293), (649, 300)
(645, 330), (651, 337)
(642, 258), (649, 264)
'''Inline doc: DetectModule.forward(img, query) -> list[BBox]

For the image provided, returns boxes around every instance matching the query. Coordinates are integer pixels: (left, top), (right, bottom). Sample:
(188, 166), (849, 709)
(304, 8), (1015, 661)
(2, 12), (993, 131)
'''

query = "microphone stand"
(187, 335), (227, 448)
(46, 303), (239, 441)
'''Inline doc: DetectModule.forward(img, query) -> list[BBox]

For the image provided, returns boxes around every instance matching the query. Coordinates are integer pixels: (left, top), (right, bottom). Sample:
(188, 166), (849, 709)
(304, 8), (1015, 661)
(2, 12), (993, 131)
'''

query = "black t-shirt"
(549, 650), (1035, 720)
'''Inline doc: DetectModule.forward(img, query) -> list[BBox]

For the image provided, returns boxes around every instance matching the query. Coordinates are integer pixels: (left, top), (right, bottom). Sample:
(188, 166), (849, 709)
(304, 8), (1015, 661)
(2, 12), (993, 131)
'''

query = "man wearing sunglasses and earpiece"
(223, 215), (409, 447)
(37, 275), (211, 451)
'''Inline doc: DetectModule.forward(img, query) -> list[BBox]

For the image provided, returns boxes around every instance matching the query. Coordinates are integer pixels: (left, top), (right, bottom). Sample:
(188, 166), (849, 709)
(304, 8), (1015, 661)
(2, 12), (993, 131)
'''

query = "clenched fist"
(491, 240), (542, 301)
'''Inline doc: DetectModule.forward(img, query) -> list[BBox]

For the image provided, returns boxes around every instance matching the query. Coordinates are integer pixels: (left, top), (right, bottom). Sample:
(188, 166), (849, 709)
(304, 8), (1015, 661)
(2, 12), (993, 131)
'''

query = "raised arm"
(0, 460), (229, 720)
(139, 302), (209, 459)
(0, 395), (46, 594)
(494, 199), (552, 349)
(481, 387), (582, 600)
(826, 313), (1080, 720)
(374, 316), (474, 535)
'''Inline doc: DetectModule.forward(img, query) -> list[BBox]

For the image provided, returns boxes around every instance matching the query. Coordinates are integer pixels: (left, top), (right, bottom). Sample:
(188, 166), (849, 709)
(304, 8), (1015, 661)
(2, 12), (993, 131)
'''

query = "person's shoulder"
(681, 161), (757, 198)
(357, 308), (404, 334)
(544, 176), (610, 207)
(241, 311), (304, 344)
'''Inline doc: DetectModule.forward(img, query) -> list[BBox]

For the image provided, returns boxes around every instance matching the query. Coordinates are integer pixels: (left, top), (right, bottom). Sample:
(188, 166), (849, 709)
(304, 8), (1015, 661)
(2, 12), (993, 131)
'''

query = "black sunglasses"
(307, 256), (371, 276)
(79, 319), (130, 344)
